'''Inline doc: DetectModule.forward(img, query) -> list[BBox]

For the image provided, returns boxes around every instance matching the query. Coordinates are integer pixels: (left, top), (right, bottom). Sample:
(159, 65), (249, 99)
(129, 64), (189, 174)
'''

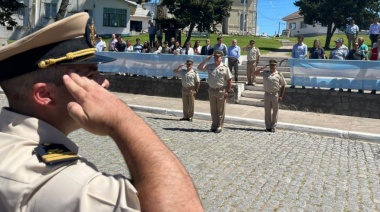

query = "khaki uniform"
(246, 46), (261, 84)
(261, 70), (287, 130)
(178, 69), (200, 119)
(0, 108), (140, 211)
(204, 63), (233, 129)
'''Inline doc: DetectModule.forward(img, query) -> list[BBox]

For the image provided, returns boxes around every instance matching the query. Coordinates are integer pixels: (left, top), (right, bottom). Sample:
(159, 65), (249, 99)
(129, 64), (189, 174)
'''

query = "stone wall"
(282, 88), (380, 119)
(104, 74), (380, 119)
(104, 74), (237, 103)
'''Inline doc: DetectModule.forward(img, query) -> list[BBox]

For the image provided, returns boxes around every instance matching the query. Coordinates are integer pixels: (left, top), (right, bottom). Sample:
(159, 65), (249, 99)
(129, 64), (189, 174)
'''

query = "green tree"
(0, 0), (25, 26)
(294, 0), (380, 49)
(55, 0), (70, 21)
(160, 0), (233, 44)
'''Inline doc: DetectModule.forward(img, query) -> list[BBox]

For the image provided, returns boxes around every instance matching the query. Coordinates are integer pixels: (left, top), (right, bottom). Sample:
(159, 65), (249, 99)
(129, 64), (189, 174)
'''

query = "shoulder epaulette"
(34, 143), (79, 165)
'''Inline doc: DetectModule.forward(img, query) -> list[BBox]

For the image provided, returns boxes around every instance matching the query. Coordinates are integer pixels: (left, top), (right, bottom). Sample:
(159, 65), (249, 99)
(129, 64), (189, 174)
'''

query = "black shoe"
(290, 85), (295, 89)
(330, 88), (335, 91)
(371, 90), (376, 94)
(188, 118), (193, 122)
(302, 86), (305, 89)
(358, 90), (364, 93)
(179, 118), (187, 121)
(347, 89), (351, 92)
(214, 127), (222, 133)
(271, 128), (276, 133)
(209, 129), (216, 132)
(265, 128), (271, 132)
(339, 89), (343, 92)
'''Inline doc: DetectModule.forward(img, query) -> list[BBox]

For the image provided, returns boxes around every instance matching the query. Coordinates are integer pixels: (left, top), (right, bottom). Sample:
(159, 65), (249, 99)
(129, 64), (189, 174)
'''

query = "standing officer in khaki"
(254, 59), (286, 132)
(173, 59), (200, 122)
(197, 50), (233, 133)
(0, 13), (203, 211)
(243, 40), (261, 85)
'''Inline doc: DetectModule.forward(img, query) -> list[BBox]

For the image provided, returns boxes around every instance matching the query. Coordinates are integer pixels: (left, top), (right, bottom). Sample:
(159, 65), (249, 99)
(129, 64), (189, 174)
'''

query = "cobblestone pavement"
(1, 95), (379, 211)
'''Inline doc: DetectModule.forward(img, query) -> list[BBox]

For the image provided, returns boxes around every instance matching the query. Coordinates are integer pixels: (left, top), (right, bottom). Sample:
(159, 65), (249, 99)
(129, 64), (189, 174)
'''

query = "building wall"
(226, 0), (257, 35)
(4, 0), (136, 40)
(285, 17), (330, 37)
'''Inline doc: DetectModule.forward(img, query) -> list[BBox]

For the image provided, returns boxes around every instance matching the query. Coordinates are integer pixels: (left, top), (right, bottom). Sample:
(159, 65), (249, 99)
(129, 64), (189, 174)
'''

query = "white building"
(282, 11), (330, 37)
(2, 0), (139, 40)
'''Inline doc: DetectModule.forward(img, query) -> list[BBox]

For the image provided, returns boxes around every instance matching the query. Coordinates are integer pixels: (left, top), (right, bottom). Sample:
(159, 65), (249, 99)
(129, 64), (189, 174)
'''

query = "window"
(300, 22), (307, 29)
(103, 8), (127, 27)
(289, 23), (296, 30)
(240, 13), (247, 31)
(6, 26), (13, 31)
(45, 3), (57, 18)
(241, 0), (248, 3)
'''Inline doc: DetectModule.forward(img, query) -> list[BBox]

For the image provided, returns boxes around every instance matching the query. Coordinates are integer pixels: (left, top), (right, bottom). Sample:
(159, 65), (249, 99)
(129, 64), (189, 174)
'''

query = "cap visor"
(60, 54), (116, 65)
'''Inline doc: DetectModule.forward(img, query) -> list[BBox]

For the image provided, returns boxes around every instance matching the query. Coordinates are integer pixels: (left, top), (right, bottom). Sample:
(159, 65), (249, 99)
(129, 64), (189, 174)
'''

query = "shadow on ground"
(260, 47), (292, 53)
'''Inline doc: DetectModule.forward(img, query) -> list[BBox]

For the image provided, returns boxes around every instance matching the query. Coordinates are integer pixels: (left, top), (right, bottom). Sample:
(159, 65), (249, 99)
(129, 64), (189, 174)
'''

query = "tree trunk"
(55, 0), (70, 21)
(184, 23), (195, 46)
(324, 22), (337, 50)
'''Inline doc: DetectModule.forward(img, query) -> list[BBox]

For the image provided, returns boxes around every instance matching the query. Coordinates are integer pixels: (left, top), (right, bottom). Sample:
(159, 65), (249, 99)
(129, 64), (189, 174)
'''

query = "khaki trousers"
(208, 87), (227, 129)
(347, 34), (357, 50)
(182, 86), (196, 119)
(264, 92), (279, 129)
(246, 61), (257, 84)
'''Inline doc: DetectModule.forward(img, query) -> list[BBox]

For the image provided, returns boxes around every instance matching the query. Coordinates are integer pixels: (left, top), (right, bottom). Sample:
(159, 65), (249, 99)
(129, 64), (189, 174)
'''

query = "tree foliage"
(55, 0), (70, 21)
(0, 0), (25, 26)
(294, 0), (380, 49)
(160, 0), (233, 44)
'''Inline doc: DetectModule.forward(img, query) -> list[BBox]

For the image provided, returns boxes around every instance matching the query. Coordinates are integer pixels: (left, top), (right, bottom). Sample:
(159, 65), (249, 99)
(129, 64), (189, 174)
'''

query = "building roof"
(282, 11), (302, 21)
(131, 4), (150, 17)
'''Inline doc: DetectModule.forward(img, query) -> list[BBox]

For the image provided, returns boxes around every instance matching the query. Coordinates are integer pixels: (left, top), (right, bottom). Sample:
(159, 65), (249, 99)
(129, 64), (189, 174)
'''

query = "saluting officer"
(197, 50), (233, 133)
(173, 59), (200, 122)
(254, 59), (286, 132)
(0, 12), (202, 211)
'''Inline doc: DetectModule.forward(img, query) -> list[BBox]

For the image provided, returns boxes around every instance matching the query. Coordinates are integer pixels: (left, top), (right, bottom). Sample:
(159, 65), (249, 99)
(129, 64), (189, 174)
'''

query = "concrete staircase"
(233, 57), (291, 107)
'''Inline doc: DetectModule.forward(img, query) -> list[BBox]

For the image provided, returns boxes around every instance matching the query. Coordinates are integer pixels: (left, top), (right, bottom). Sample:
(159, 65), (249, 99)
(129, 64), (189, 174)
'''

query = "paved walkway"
(113, 92), (380, 142)
(262, 39), (294, 58)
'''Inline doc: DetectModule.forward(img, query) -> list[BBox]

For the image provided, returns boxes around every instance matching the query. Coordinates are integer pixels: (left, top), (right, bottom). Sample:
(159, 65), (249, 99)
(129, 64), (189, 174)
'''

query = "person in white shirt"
(345, 19), (359, 50)
(369, 18), (380, 47)
(181, 42), (194, 55)
(291, 35), (308, 59)
(108, 34), (117, 51)
(95, 36), (106, 52)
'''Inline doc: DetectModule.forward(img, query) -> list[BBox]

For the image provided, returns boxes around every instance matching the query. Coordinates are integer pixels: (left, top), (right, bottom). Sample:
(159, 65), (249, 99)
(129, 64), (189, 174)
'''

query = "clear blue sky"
(257, 0), (299, 36)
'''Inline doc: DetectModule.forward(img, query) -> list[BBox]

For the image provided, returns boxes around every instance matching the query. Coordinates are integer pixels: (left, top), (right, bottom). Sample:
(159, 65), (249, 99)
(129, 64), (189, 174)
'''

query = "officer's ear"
(32, 83), (54, 106)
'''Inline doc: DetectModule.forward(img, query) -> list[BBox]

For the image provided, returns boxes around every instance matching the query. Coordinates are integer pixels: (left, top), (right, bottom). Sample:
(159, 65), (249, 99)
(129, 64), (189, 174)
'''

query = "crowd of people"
(289, 18), (380, 94)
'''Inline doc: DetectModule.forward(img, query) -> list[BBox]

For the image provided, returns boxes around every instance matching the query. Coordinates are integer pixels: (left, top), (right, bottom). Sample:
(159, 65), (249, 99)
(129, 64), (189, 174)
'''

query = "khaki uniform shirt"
(246, 46), (261, 61)
(178, 69), (200, 87)
(204, 63), (233, 88)
(0, 108), (140, 212)
(261, 70), (287, 93)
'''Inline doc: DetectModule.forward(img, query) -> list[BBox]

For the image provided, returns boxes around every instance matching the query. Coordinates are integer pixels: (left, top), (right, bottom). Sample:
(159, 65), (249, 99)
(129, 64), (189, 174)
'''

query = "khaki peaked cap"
(0, 12), (115, 81)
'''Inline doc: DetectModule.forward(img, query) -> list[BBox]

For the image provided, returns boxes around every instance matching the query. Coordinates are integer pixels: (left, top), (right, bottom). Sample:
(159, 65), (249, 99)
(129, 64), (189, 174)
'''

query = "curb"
(129, 104), (380, 143)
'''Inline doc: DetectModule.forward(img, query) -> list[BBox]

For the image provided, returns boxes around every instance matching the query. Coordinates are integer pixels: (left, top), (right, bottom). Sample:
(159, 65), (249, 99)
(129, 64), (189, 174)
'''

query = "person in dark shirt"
(346, 42), (365, 60)
(309, 39), (325, 59)
(115, 36), (126, 52)
(142, 41), (151, 53)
